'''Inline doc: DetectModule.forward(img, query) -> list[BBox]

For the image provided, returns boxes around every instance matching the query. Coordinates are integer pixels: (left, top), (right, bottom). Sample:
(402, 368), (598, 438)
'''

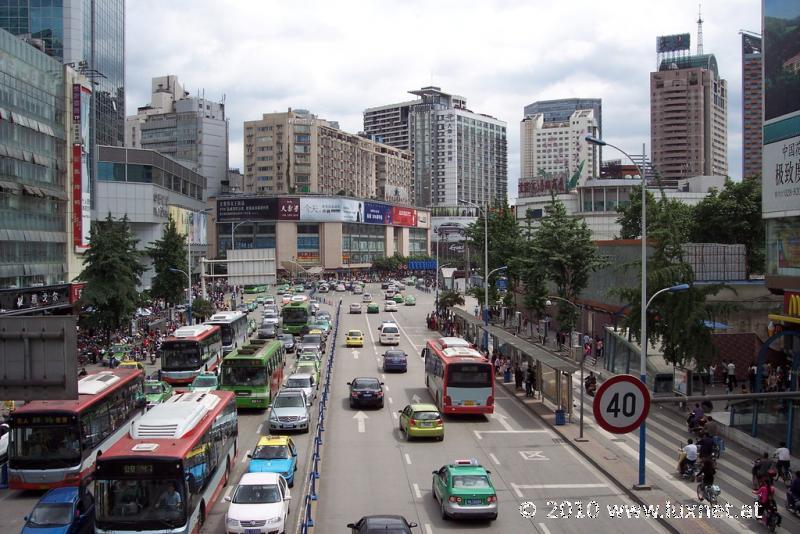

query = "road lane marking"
(391, 312), (421, 351)
(473, 430), (548, 440)
(381, 373), (386, 380)
(241, 449), (250, 463)
(510, 483), (607, 498)
(424, 524), (433, 534)
(353, 411), (368, 433)
(491, 411), (514, 431)
(352, 350), (359, 359)
(384, 384), (389, 391)
(411, 393), (422, 403)
(405, 453), (412, 465)
(388, 397), (394, 404)
(539, 523), (552, 534)
(413, 483), (422, 499)
(519, 450), (549, 461)
(364, 312), (376, 345)
(392, 412), (398, 420)
(489, 453), (501, 465)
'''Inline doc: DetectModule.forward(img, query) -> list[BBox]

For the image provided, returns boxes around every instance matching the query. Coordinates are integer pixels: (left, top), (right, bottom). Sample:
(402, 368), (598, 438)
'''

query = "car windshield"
(221, 365), (267, 386)
(348, 331), (362, 337)
(96, 479), (186, 528)
(145, 384), (163, 395)
(192, 376), (216, 387)
(413, 411), (440, 420)
(385, 352), (405, 359)
(253, 444), (291, 460)
(233, 484), (281, 504)
(273, 395), (305, 408)
(382, 327), (398, 334)
(282, 308), (308, 323)
(285, 378), (311, 389)
(28, 502), (72, 526)
(280, 334), (294, 343)
(452, 475), (491, 488)
(301, 335), (321, 345)
(353, 379), (380, 389)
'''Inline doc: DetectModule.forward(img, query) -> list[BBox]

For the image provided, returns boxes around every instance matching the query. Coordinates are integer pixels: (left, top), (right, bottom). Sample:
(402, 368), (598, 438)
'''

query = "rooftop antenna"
(697, 3), (704, 55)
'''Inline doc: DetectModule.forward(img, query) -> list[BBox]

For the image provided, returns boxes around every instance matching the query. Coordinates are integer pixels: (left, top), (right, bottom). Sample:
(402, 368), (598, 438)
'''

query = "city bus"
(204, 310), (248, 355)
(281, 301), (311, 335)
(219, 339), (285, 409)
(8, 369), (145, 490)
(93, 390), (238, 534)
(422, 338), (494, 415)
(159, 324), (223, 385)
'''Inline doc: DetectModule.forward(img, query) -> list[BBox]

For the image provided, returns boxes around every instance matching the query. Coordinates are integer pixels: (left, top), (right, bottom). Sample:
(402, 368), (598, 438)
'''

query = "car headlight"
(226, 517), (239, 527)
(266, 516), (282, 524)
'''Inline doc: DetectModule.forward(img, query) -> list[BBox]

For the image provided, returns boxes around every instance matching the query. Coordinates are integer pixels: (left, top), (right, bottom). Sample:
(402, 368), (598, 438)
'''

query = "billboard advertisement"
(416, 210), (430, 228)
(762, 135), (800, 214)
(656, 33), (691, 53)
(71, 84), (91, 252)
(168, 206), (208, 245)
(384, 184), (410, 203)
(277, 198), (300, 220)
(363, 201), (391, 225)
(431, 216), (476, 242)
(391, 206), (417, 227)
(217, 197), (277, 222)
(300, 197), (363, 222)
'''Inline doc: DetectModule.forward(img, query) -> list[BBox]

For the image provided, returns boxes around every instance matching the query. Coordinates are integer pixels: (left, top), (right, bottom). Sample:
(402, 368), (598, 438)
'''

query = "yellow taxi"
(345, 329), (364, 347)
(118, 359), (145, 372)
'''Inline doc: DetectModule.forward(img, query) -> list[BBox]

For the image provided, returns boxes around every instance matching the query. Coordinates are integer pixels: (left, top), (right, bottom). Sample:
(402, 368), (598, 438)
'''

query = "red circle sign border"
(592, 374), (651, 434)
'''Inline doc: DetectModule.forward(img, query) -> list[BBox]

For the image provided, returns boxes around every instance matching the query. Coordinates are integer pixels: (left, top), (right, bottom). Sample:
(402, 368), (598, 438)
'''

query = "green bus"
(244, 284), (268, 294)
(219, 339), (285, 409)
(281, 301), (311, 334)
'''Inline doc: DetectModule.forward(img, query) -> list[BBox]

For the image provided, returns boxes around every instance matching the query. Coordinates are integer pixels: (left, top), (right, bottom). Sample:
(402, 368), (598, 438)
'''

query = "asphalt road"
(313, 285), (668, 534)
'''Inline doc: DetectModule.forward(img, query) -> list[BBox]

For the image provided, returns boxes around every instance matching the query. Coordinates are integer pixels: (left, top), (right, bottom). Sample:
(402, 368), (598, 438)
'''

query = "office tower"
(244, 109), (412, 202)
(741, 32), (763, 181)
(519, 109), (599, 197)
(126, 75), (229, 197)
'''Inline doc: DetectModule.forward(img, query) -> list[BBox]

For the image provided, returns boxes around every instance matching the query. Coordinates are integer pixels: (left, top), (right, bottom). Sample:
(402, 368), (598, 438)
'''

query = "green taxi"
(398, 403), (443, 441)
(295, 361), (320, 383)
(309, 319), (331, 337)
(432, 459), (498, 520)
(297, 353), (321, 370)
(392, 293), (404, 304)
(144, 380), (173, 408)
(404, 295), (416, 306)
(367, 302), (380, 314)
(189, 372), (219, 393)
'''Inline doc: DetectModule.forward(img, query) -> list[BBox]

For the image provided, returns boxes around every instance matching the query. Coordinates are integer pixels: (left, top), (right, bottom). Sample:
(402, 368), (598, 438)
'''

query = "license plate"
(363, 394), (372, 397)
(284, 424), (295, 429)
(245, 529), (261, 534)
(463, 400), (475, 406)
(466, 499), (483, 505)
(421, 422), (433, 427)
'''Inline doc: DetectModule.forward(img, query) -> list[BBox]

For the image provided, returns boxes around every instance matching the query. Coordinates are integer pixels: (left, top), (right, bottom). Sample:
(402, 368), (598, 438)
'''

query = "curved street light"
(169, 267), (192, 325)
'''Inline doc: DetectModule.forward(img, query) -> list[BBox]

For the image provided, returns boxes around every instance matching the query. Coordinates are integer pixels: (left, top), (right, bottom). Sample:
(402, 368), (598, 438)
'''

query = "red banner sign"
(391, 206), (417, 227)
(72, 145), (82, 247)
(70, 283), (86, 304)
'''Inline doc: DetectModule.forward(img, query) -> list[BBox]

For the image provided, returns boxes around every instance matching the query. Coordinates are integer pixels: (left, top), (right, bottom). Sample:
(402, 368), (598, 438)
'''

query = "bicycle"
(696, 482), (720, 505)
(776, 461), (792, 488)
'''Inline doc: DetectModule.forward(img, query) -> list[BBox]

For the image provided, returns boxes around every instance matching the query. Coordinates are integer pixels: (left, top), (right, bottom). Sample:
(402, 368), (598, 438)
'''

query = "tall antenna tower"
(697, 3), (704, 55)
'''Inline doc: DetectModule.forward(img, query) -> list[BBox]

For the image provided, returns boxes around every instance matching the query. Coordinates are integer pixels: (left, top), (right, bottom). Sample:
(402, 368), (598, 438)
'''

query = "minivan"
(378, 323), (400, 345)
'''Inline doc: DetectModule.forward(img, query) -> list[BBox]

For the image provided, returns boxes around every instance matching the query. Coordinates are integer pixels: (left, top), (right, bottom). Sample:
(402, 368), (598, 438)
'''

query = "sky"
(126, 0), (762, 200)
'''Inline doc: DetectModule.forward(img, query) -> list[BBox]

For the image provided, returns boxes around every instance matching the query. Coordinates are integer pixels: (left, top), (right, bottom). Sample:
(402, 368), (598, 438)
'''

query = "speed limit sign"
(592, 374), (650, 434)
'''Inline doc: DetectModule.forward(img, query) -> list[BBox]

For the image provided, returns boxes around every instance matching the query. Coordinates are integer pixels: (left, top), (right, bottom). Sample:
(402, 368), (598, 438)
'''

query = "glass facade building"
(0, 27), (67, 290)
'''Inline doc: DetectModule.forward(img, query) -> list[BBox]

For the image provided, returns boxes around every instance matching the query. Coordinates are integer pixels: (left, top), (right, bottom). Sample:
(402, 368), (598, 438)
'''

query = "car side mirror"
(346, 382), (351, 386)
(247, 453), (252, 458)
(398, 410), (403, 413)
(224, 496), (231, 502)
(409, 523), (418, 528)
(346, 524), (355, 529)
(486, 470), (491, 474)
(285, 495), (291, 501)
(380, 382), (385, 385)
(24, 516), (28, 522)
(431, 470), (438, 475)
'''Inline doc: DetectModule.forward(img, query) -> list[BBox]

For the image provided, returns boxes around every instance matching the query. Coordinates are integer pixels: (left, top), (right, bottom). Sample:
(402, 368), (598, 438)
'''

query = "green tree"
(191, 297), (214, 322)
(690, 178), (765, 275)
(531, 196), (606, 331)
(147, 215), (189, 307)
(616, 185), (695, 242)
(438, 290), (465, 309)
(77, 214), (144, 340)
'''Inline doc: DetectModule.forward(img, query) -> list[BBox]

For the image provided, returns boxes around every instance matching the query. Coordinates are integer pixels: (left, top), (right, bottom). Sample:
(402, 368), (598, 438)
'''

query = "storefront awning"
(768, 314), (800, 326)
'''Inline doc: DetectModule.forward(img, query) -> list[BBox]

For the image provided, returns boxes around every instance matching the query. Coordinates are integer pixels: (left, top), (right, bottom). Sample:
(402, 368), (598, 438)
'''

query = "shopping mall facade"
(208, 195), (431, 272)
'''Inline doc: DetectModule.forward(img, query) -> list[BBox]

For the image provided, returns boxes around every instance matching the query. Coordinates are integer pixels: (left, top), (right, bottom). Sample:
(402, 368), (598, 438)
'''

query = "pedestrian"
(526, 366), (535, 397)
(727, 360), (737, 390)
(749, 362), (757, 393)
(514, 366), (523, 391)
(596, 337), (604, 360)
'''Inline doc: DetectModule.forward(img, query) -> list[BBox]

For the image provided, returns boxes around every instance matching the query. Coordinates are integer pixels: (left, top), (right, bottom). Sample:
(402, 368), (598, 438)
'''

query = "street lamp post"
(546, 295), (587, 441)
(459, 199), (491, 350)
(231, 220), (254, 251)
(169, 268), (191, 325)
(185, 208), (212, 324)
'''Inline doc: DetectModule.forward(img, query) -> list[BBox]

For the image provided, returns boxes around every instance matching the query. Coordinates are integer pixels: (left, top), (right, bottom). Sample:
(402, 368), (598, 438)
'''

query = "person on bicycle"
(698, 432), (715, 462)
(697, 457), (716, 497)
(753, 452), (775, 488)
(754, 478), (777, 526)
(775, 441), (791, 479)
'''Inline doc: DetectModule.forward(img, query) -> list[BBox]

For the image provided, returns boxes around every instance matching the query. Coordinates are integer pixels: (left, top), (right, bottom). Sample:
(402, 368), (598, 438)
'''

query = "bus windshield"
(222, 365), (268, 386)
(11, 424), (80, 468)
(282, 308), (308, 324)
(160, 342), (202, 371)
(96, 478), (186, 530)
(446, 364), (492, 388)
(217, 324), (234, 346)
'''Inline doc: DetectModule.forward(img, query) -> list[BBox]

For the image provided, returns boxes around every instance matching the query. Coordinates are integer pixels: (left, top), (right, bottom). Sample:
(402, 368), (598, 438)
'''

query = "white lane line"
(404, 453), (412, 465)
(488, 453), (501, 465)
(510, 483), (607, 498)
(539, 523), (552, 534)
(424, 524), (433, 534)
(412, 483), (422, 499)
(352, 350), (359, 359)
(384, 384), (390, 391)
(490, 411), (515, 431)
(392, 412), (399, 420)
(364, 312), (376, 345)
(391, 312), (422, 351)
(241, 449), (250, 464)
(473, 430), (548, 440)
(388, 397), (394, 404)
(381, 373), (386, 380)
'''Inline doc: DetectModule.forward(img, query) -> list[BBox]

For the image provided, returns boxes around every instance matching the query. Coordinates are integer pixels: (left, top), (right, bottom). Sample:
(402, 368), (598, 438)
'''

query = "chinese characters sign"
(763, 135), (800, 216)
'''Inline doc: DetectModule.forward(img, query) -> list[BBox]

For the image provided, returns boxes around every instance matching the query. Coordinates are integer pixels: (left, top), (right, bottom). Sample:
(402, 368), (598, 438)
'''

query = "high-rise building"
(518, 109), (599, 198)
(741, 33), (763, 181)
(126, 75), (229, 197)
(364, 87), (507, 207)
(523, 98), (603, 135)
(243, 109), (413, 202)
(650, 54), (728, 180)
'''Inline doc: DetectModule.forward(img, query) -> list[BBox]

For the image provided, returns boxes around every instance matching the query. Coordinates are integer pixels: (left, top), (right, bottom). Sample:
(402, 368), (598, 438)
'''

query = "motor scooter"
(584, 378), (597, 397)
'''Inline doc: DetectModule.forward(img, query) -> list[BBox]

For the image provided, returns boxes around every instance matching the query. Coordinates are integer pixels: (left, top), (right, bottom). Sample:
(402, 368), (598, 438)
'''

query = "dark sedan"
(382, 349), (408, 372)
(348, 377), (385, 409)
(347, 515), (418, 533)
(279, 333), (296, 352)
(258, 323), (277, 339)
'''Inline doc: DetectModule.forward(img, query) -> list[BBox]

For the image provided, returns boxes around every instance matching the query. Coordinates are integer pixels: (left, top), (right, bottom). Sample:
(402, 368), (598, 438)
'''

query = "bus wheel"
(198, 501), (206, 526)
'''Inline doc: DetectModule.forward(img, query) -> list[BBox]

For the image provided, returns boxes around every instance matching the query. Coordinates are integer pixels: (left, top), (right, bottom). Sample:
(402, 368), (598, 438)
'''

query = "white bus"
(204, 311), (248, 355)
(159, 325), (223, 385)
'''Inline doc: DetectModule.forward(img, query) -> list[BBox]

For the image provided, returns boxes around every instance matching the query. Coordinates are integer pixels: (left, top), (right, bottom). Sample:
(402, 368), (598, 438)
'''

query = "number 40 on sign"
(592, 374), (650, 434)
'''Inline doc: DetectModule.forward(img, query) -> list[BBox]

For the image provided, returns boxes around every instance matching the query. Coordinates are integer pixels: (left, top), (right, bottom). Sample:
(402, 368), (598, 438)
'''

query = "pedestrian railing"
(300, 297), (342, 533)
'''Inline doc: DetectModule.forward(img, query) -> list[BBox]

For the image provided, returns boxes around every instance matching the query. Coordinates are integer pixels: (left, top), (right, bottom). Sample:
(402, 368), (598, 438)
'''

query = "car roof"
(287, 373), (312, 380)
(446, 463), (489, 475)
(352, 377), (381, 383)
(39, 486), (79, 504)
(240, 471), (282, 485)
(348, 330), (363, 335)
(257, 435), (291, 446)
(363, 515), (410, 526)
(408, 403), (439, 412)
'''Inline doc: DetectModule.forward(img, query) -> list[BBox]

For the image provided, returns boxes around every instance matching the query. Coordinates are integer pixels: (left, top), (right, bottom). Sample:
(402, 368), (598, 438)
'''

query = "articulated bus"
(422, 337), (494, 415)
(205, 310), (248, 355)
(94, 390), (238, 534)
(219, 339), (286, 409)
(8, 369), (145, 490)
(281, 301), (311, 335)
(159, 324), (223, 385)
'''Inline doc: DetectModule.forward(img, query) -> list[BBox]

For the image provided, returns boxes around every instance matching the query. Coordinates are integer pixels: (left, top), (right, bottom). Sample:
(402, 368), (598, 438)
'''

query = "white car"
(318, 285), (329, 293)
(384, 300), (398, 312)
(378, 322), (400, 345)
(262, 310), (280, 326)
(291, 295), (308, 302)
(353, 286), (363, 294)
(349, 303), (362, 314)
(362, 293), (372, 303)
(335, 284), (346, 292)
(225, 472), (291, 534)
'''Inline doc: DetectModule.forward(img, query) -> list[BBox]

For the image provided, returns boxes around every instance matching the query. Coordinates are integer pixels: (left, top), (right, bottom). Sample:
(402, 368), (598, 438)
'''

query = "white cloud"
(127, 0), (761, 200)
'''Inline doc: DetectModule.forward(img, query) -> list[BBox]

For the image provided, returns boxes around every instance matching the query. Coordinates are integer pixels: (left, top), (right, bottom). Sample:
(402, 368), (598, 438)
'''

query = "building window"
(342, 223), (385, 265)
(297, 224), (320, 265)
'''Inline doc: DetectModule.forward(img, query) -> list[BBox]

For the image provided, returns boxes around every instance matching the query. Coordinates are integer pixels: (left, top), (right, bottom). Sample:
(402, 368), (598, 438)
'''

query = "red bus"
(423, 338), (494, 414)
(8, 369), (146, 490)
(159, 324), (223, 385)
(94, 390), (238, 534)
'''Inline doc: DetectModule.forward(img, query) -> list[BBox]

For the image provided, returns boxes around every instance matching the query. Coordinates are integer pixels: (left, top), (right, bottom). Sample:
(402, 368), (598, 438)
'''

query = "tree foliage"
(530, 197), (606, 331)
(438, 290), (465, 309)
(191, 297), (214, 322)
(616, 185), (694, 242)
(147, 215), (189, 307)
(77, 214), (144, 336)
